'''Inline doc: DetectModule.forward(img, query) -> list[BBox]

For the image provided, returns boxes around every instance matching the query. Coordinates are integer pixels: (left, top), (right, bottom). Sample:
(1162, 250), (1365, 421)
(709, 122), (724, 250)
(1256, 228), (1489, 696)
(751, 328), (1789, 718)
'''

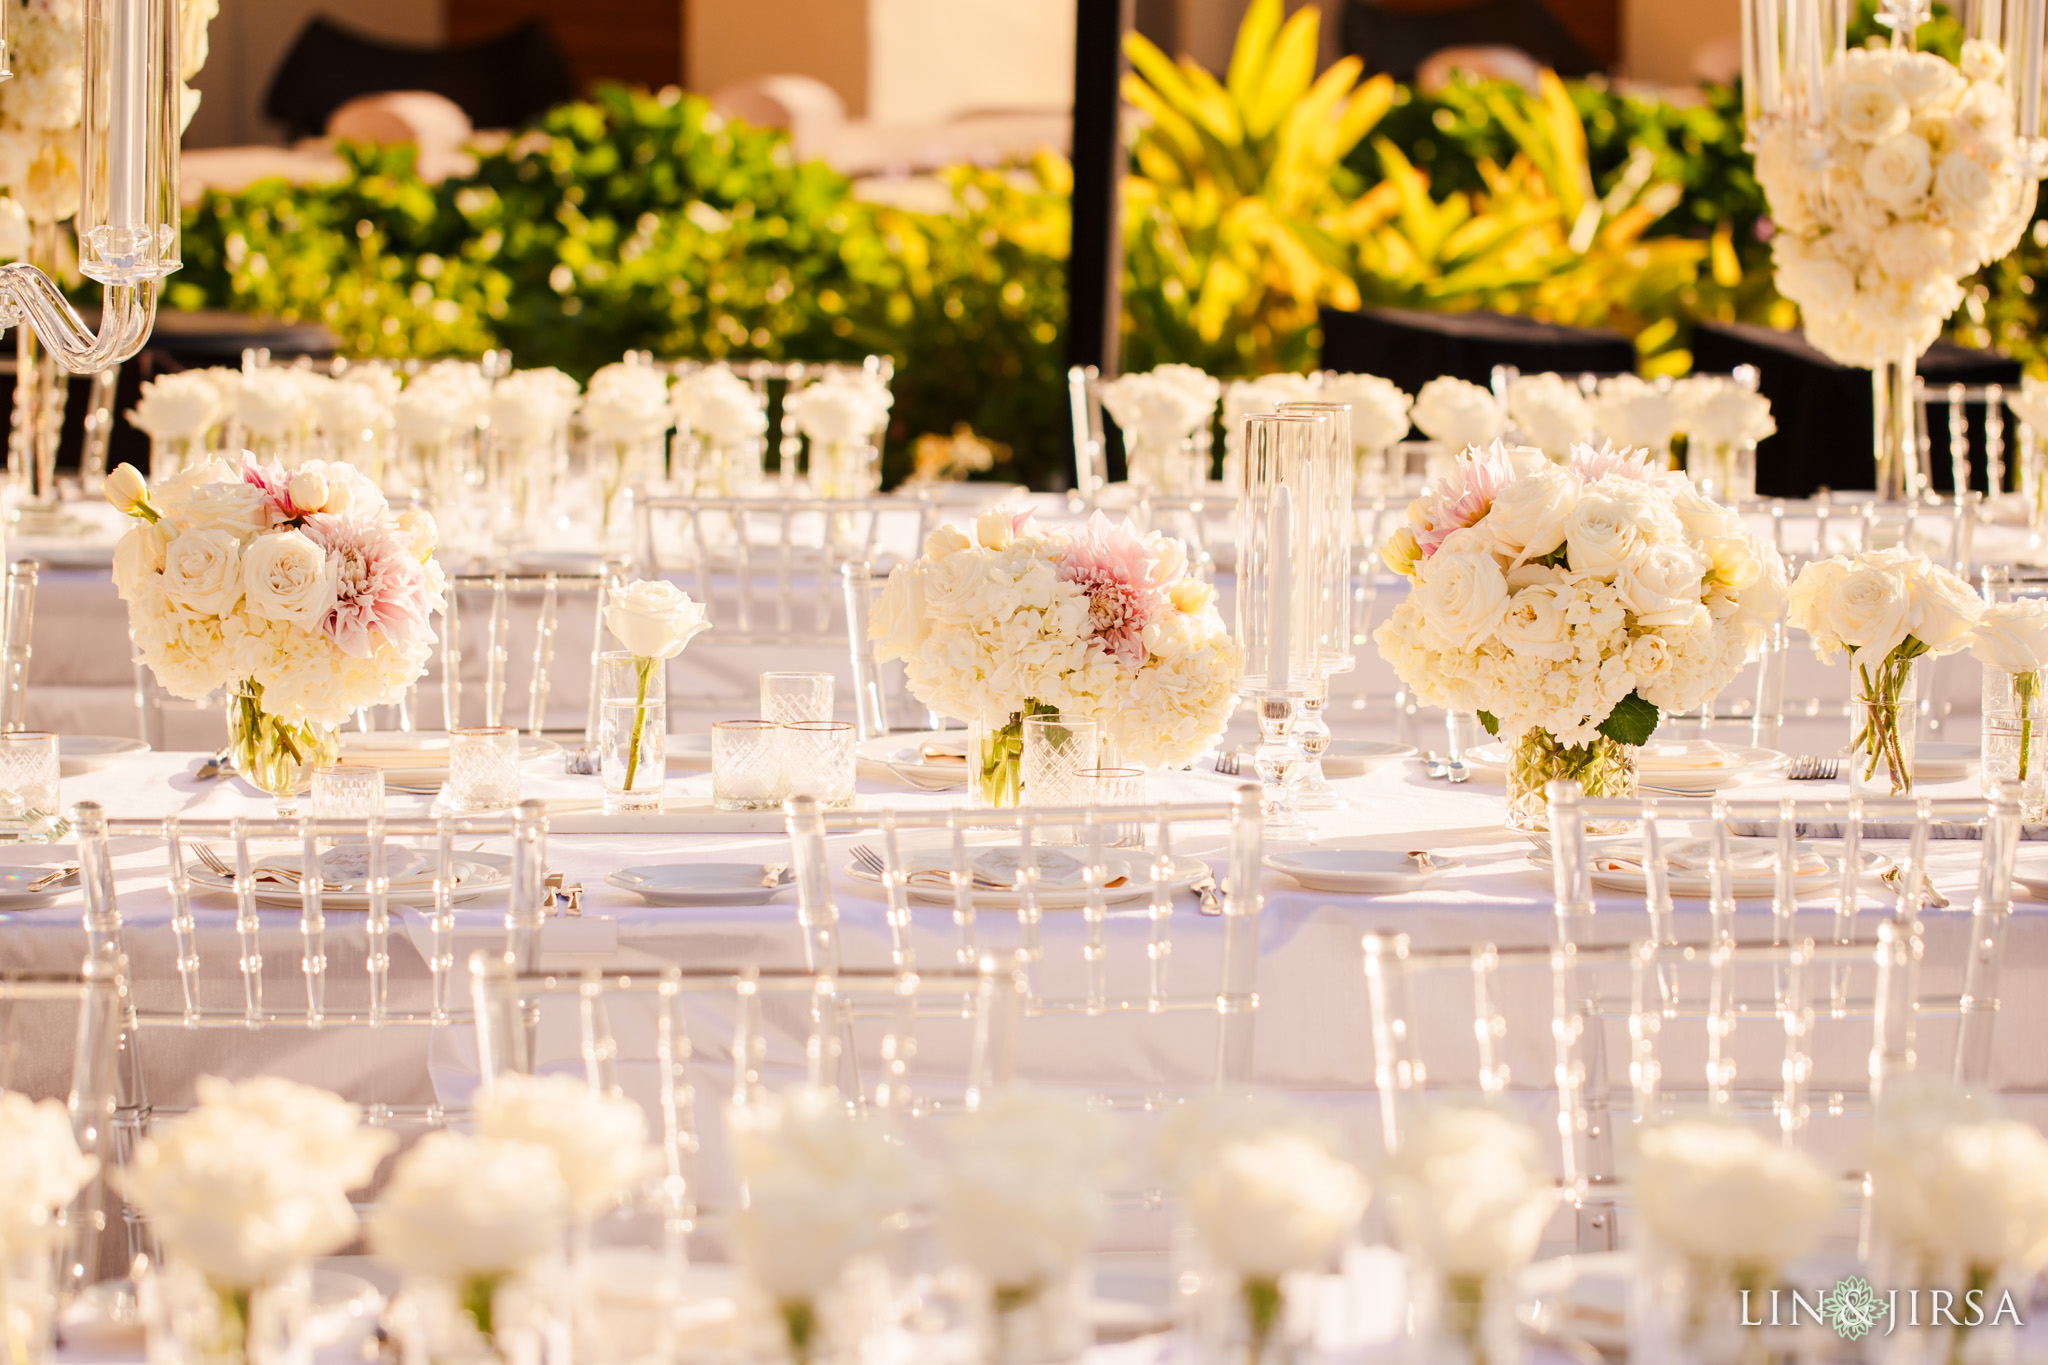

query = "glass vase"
(384, 1273), (549, 1365)
(1190, 1271), (1306, 1365)
(150, 434), (205, 485)
(813, 440), (878, 499)
(1982, 666), (2046, 818)
(141, 1263), (310, 1365)
(1629, 1248), (1786, 1365)
(1409, 1266), (1527, 1365)
(1503, 728), (1638, 833)
(1126, 434), (1201, 493)
(969, 702), (1056, 809)
(1850, 655), (1920, 797)
(980, 1266), (1089, 1365)
(227, 683), (340, 818)
(599, 652), (666, 814)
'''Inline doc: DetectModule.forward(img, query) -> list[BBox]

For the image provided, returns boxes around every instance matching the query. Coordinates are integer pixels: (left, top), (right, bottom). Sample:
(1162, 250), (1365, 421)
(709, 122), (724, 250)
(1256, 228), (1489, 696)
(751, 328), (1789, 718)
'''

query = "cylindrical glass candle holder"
(781, 720), (856, 809)
(1234, 414), (1326, 698)
(446, 727), (520, 813)
(310, 764), (385, 821)
(761, 671), (835, 725)
(1983, 665), (2047, 818)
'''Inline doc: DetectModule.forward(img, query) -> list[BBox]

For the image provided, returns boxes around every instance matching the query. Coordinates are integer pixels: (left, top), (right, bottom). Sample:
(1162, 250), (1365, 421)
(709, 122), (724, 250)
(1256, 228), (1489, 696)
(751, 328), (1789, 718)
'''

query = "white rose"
(1495, 582), (1574, 657)
(1319, 372), (1413, 452)
(232, 368), (312, 440)
(938, 1088), (1117, 1292)
(785, 377), (892, 446)
(1827, 559), (1913, 662)
(166, 478), (270, 536)
(1892, 50), (1967, 109)
(1684, 385), (1775, 452)
(1862, 132), (1934, 208)
(1616, 542), (1708, 626)
(395, 508), (437, 561)
(128, 371), (222, 442)
(1191, 1132), (1367, 1279)
(475, 1074), (651, 1219)
(1935, 150), (1999, 217)
(1414, 546), (1509, 649)
(1874, 220), (1955, 283)
(1772, 241), (1857, 317)
(1589, 374), (1682, 451)
(1564, 492), (1648, 578)
(1631, 1120), (1835, 1268)
(1506, 372), (1593, 458)
(1969, 600), (2048, 673)
(241, 530), (337, 628)
(1383, 1103), (1556, 1278)
(1936, 1121), (2048, 1274)
(869, 565), (930, 658)
(0, 1093), (97, 1253)
(1908, 562), (1984, 653)
(1702, 535), (1764, 597)
(1830, 75), (1910, 142)
(1483, 465), (1578, 564)
(161, 528), (245, 616)
(190, 1076), (395, 1189)
(603, 579), (711, 660)
(1788, 557), (1851, 654)
(975, 506), (1016, 551)
(678, 378), (768, 449)
(112, 519), (169, 601)
(1410, 377), (1507, 452)
(1961, 39), (2004, 82)
(369, 1132), (569, 1281)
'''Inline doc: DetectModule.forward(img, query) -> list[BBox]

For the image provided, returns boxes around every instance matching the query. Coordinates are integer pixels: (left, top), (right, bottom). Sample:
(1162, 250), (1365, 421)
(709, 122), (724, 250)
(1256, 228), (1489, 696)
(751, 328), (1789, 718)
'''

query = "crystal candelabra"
(1741, 0), (2047, 499)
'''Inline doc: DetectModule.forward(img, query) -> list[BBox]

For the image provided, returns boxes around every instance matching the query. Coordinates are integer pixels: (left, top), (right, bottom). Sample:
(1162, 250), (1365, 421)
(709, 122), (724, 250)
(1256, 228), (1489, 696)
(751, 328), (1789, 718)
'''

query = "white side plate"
(59, 735), (149, 775)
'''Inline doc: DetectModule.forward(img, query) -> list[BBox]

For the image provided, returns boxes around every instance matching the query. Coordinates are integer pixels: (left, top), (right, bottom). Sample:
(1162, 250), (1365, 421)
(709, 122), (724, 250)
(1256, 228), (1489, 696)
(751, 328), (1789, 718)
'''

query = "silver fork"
(852, 844), (1007, 889)
(1213, 751), (1242, 776)
(1787, 754), (1840, 780)
(192, 844), (296, 882)
(1187, 866), (1223, 916)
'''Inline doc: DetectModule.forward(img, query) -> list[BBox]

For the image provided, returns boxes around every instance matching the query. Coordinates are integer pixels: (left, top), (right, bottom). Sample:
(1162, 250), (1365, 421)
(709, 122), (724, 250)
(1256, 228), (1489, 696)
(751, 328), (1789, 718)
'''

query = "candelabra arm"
(0, 271), (158, 374)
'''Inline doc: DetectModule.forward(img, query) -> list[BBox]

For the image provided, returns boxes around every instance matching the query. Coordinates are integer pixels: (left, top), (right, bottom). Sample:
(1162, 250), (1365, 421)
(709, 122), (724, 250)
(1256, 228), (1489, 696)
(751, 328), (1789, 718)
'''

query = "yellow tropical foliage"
(1120, 0), (1709, 375)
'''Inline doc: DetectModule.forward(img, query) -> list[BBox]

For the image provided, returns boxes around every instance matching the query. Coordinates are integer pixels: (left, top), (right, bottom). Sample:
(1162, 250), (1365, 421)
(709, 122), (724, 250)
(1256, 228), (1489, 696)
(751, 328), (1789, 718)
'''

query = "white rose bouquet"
(0, 1092), (96, 1254)
(1673, 374), (1775, 503)
(106, 457), (446, 805)
(786, 374), (893, 498)
(671, 364), (769, 494)
(870, 507), (1239, 800)
(1321, 372), (1414, 494)
(1374, 441), (1785, 827)
(1100, 366), (1219, 492)
(1506, 373), (1594, 459)
(1788, 546), (1981, 794)
(475, 1073), (653, 1219)
(1756, 41), (2029, 372)
(1411, 377), (1507, 454)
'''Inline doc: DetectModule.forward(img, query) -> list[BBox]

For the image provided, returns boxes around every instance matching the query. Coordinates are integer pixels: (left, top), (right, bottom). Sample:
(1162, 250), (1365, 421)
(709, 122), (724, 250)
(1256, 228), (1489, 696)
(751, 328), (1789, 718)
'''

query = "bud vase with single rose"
(1982, 666), (2047, 819)
(1190, 1270), (1307, 1365)
(140, 1262), (310, 1365)
(978, 1265), (1089, 1365)
(1408, 1265), (1528, 1365)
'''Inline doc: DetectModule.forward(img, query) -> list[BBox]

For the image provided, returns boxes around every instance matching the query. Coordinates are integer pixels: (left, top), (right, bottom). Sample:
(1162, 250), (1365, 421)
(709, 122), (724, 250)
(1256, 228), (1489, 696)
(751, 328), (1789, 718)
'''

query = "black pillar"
(1067, 0), (1132, 381)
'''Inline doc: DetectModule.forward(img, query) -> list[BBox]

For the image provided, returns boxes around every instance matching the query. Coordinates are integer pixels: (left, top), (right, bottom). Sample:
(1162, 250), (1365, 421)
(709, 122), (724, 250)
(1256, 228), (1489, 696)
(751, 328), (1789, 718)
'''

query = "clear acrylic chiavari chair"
(841, 562), (940, 743)
(1, 558), (35, 732)
(711, 357), (893, 490)
(0, 949), (125, 1299)
(784, 788), (1266, 1095)
(430, 565), (627, 739)
(468, 957), (1014, 1225)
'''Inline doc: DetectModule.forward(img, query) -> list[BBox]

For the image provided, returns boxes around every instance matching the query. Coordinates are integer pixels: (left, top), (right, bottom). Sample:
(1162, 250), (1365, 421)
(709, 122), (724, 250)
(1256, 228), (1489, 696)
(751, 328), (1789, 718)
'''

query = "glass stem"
(624, 656), (653, 791)
(2019, 672), (2037, 786)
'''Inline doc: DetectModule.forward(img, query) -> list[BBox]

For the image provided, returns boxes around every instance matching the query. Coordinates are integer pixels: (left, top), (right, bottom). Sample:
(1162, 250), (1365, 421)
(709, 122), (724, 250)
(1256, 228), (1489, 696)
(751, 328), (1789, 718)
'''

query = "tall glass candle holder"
(1236, 414), (1325, 838)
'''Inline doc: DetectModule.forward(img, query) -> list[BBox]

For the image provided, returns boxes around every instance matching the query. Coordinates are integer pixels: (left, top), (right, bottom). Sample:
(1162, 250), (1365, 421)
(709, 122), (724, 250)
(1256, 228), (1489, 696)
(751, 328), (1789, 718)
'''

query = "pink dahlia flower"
(1058, 512), (1178, 667)
(1569, 439), (1689, 490)
(1412, 440), (1522, 557)
(302, 513), (435, 658)
(239, 456), (299, 526)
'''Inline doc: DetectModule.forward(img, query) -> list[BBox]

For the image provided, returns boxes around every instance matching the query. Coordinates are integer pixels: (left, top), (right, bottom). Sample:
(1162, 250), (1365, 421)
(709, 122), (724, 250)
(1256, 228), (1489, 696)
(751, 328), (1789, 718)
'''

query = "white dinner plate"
(607, 862), (790, 906)
(58, 735), (148, 775)
(849, 846), (1206, 910)
(187, 849), (511, 909)
(339, 732), (561, 789)
(667, 733), (713, 771)
(1264, 848), (1464, 894)
(0, 865), (75, 908)
(1466, 740), (1787, 790)
(855, 729), (971, 790)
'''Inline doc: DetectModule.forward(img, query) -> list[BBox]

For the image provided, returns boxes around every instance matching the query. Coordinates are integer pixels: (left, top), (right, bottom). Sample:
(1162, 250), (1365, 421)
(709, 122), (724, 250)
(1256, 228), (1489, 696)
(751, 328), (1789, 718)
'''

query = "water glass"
(713, 721), (788, 811)
(311, 764), (385, 821)
(600, 652), (667, 813)
(0, 732), (61, 842)
(760, 672), (834, 725)
(1081, 767), (1147, 848)
(781, 720), (856, 810)
(446, 727), (520, 812)
(1022, 714), (1098, 844)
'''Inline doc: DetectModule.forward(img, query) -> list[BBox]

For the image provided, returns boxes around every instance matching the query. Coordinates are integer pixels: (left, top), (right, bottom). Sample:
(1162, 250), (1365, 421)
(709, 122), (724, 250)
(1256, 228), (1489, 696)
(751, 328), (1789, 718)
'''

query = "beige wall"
(1622, 0), (1738, 83)
(183, 0), (446, 149)
(688, 1), (871, 116)
(867, 0), (1074, 123)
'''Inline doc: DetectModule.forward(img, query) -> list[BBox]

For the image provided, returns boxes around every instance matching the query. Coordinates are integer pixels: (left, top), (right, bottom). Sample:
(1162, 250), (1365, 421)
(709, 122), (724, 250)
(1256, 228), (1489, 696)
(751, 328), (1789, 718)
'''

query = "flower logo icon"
(1825, 1275), (1884, 1341)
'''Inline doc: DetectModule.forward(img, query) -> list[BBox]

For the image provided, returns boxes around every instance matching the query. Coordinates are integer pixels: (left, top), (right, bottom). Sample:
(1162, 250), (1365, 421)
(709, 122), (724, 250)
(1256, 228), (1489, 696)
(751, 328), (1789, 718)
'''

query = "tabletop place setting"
(10, 3), (2048, 1364)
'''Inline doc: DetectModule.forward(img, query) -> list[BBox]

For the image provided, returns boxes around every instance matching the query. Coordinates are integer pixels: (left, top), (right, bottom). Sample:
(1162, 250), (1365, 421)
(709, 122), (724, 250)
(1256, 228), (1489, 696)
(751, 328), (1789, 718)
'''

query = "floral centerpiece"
(105, 458), (446, 811)
(870, 507), (1239, 804)
(786, 374), (892, 498)
(1374, 442), (1785, 830)
(1100, 366), (1219, 492)
(1787, 547), (1980, 795)
(1753, 37), (2031, 497)
(598, 580), (711, 810)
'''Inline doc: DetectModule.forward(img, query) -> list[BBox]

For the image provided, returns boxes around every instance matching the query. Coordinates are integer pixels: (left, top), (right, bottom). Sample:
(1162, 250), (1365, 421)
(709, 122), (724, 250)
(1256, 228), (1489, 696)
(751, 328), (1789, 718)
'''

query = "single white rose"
(166, 478), (271, 536)
(241, 530), (337, 628)
(976, 506), (1016, 551)
(1969, 600), (2048, 673)
(1414, 545), (1509, 649)
(1908, 561), (1984, 653)
(674, 373), (768, 449)
(1318, 372), (1413, 452)
(938, 1088), (1118, 1293)
(1494, 581), (1575, 658)
(1702, 535), (1764, 597)
(1862, 132), (1935, 208)
(1564, 492), (1649, 578)
(233, 368), (313, 440)
(128, 371), (223, 442)
(1410, 377), (1507, 452)
(1616, 542), (1708, 626)
(1483, 465), (1578, 564)
(1788, 557), (1851, 655)
(1874, 220), (1956, 283)
(1383, 1102), (1556, 1278)
(161, 528), (245, 616)
(395, 508), (438, 561)
(369, 1131), (569, 1281)
(475, 1074), (651, 1219)
(1588, 374), (1681, 451)
(1825, 560), (1914, 661)
(1961, 39), (2004, 82)
(1935, 150), (2000, 218)
(1892, 50), (1967, 109)
(1506, 373), (1594, 458)
(0, 1093), (97, 1253)
(603, 579), (711, 660)
(1631, 1119), (1835, 1269)
(1830, 75), (1910, 142)
(112, 519), (170, 601)
(1191, 1132), (1368, 1279)
(190, 1076), (396, 1189)
(1683, 384), (1776, 452)
(1099, 372), (1212, 448)
(785, 376), (892, 446)
(1934, 1121), (2048, 1274)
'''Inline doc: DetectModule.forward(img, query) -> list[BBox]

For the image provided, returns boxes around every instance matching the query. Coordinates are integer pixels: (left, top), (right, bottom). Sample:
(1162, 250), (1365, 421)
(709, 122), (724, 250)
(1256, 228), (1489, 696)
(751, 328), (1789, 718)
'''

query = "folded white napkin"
(1639, 742), (1737, 771)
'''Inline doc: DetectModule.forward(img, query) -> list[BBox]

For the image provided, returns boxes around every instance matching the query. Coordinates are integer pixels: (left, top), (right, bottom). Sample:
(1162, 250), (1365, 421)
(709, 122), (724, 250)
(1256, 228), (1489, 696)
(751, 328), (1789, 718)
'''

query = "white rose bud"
(103, 463), (156, 521)
(975, 506), (1015, 551)
(288, 470), (330, 515)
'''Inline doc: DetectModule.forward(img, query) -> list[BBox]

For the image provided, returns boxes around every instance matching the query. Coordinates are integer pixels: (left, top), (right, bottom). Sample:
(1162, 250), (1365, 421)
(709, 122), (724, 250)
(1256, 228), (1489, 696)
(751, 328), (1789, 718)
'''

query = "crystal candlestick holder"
(1288, 681), (1344, 811)
(1252, 695), (1310, 839)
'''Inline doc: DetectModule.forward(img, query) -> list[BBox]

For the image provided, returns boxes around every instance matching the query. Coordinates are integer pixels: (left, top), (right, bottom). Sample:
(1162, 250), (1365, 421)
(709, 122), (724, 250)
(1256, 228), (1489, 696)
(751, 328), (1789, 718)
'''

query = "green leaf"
(1477, 710), (1499, 736)
(1597, 692), (1660, 748)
